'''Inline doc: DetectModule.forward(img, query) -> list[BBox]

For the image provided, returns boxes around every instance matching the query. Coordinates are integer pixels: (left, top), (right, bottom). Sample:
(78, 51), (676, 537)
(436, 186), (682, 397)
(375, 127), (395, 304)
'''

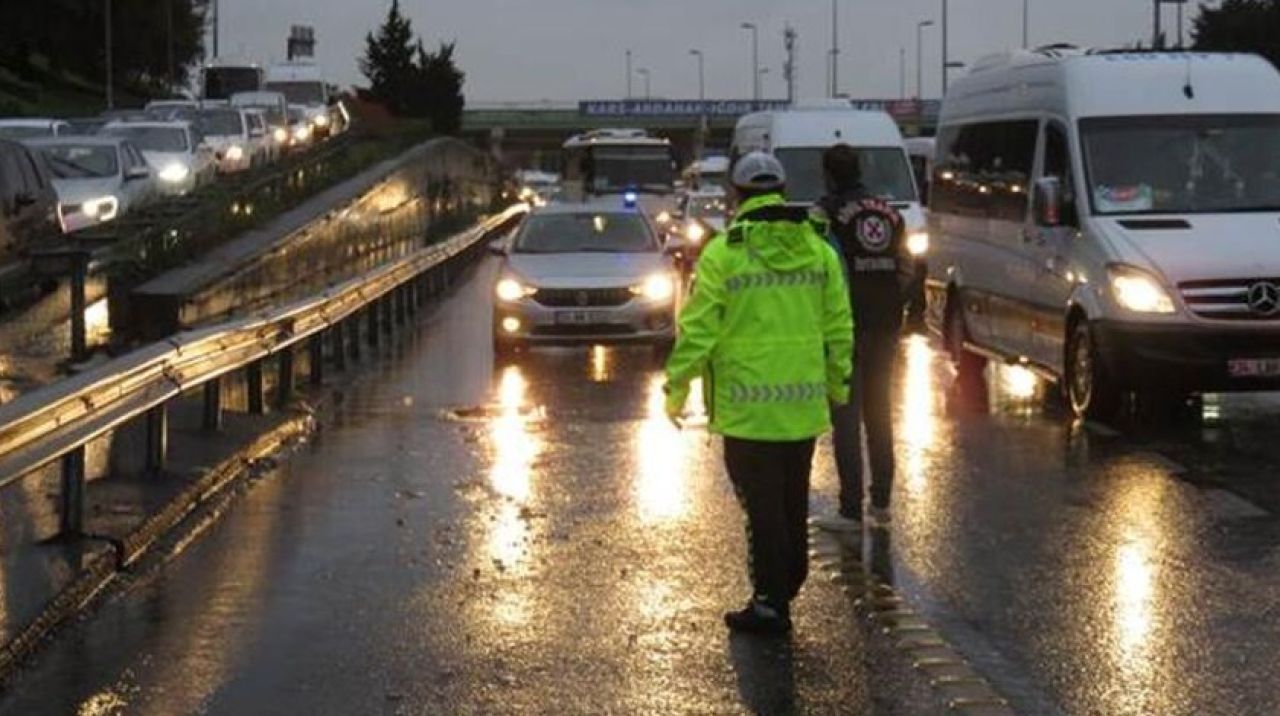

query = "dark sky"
(219, 0), (1204, 103)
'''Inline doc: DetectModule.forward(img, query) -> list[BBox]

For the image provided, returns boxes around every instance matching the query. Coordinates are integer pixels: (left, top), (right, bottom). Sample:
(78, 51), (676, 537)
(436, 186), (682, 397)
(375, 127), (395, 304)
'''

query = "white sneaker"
(812, 513), (863, 533)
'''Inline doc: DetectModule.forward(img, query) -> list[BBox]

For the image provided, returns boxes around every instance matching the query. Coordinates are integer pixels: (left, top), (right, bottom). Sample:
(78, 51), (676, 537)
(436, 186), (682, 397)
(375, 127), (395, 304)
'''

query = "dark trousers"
(831, 329), (899, 515)
(724, 436), (817, 611)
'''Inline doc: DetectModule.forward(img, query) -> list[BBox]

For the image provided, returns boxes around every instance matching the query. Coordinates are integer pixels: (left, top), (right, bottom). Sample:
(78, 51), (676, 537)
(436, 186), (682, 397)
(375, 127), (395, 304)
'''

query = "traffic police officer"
(814, 143), (910, 531)
(665, 152), (854, 635)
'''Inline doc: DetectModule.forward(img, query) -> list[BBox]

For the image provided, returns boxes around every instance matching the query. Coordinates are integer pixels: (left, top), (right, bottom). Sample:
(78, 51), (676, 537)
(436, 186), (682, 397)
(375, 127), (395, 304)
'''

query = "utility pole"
(741, 23), (760, 101)
(166, 0), (175, 90)
(917, 20), (934, 100)
(105, 0), (114, 109)
(637, 68), (651, 100)
(1153, 0), (1162, 48)
(211, 0), (219, 58)
(783, 25), (798, 105)
(1177, 0), (1185, 48)
(1023, 0), (1030, 49)
(626, 50), (633, 99)
(941, 0), (949, 95)
(689, 50), (705, 101)
(830, 0), (839, 98)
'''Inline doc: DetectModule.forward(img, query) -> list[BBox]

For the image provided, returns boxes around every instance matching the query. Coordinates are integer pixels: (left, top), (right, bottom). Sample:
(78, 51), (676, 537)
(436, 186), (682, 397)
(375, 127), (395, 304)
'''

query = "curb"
(0, 411), (314, 683)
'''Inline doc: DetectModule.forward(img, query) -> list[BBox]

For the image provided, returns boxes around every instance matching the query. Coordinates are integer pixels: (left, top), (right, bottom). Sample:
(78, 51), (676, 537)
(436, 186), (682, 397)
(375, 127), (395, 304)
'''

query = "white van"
(265, 62), (332, 137)
(929, 48), (1280, 418)
(732, 107), (930, 323)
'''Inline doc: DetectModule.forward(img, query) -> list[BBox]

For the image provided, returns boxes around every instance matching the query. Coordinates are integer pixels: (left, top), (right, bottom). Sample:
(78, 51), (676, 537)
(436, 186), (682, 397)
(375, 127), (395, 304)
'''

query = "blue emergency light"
(623, 190), (639, 208)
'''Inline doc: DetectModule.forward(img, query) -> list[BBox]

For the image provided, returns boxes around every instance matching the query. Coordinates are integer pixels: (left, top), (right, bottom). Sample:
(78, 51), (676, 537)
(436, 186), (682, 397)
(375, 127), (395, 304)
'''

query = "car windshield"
(1081, 114), (1280, 215)
(200, 110), (244, 136)
(688, 196), (728, 217)
(775, 147), (919, 204)
(105, 126), (188, 152)
(515, 213), (656, 254)
(266, 81), (326, 105)
(0, 125), (51, 139)
(41, 145), (119, 179)
(588, 146), (675, 195)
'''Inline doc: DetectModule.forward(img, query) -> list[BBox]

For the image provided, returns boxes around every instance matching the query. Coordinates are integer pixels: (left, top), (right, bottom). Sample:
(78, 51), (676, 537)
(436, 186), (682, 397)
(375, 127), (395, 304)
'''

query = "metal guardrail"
(0, 203), (526, 534)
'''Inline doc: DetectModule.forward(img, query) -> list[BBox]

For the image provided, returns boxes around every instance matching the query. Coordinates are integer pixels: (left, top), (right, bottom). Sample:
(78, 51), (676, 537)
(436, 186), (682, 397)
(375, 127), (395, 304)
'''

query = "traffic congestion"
(0, 58), (348, 255)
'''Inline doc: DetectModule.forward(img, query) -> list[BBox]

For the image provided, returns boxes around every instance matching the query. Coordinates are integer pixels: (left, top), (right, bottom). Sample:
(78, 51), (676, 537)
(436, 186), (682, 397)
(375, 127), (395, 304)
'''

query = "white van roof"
(266, 62), (325, 83)
(737, 109), (904, 149)
(943, 50), (1280, 124)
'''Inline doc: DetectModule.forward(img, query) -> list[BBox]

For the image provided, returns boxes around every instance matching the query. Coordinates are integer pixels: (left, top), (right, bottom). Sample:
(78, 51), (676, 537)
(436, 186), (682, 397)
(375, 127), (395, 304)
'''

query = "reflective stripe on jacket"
(664, 193), (855, 441)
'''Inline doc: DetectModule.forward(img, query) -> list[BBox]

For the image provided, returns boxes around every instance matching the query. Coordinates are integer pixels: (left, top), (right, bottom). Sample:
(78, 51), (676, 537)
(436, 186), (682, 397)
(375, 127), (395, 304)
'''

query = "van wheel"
(1065, 320), (1121, 421)
(946, 300), (985, 382)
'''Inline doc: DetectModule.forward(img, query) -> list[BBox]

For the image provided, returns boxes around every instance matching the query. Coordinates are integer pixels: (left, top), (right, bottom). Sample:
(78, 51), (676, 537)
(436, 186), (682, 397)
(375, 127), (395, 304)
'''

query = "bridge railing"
(0, 203), (526, 536)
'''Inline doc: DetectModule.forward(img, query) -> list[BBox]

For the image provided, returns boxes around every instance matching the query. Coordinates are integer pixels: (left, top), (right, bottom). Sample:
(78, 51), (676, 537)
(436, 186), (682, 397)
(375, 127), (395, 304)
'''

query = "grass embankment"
(0, 57), (144, 117)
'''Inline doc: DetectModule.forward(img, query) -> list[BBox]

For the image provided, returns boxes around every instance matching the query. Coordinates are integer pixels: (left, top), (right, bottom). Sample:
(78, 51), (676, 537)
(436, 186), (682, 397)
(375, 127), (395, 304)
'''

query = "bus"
(562, 129), (679, 220)
(201, 59), (264, 101)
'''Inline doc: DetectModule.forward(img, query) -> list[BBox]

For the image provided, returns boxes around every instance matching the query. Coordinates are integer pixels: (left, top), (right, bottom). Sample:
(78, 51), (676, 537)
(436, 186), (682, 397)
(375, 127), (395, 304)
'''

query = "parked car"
(0, 118), (71, 140)
(0, 139), (60, 252)
(99, 121), (216, 196)
(491, 200), (681, 355)
(928, 48), (1280, 418)
(26, 136), (157, 233)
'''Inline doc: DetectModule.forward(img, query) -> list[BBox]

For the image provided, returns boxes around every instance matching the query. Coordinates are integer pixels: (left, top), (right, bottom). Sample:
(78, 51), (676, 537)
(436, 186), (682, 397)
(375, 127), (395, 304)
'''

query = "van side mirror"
(1034, 177), (1063, 227)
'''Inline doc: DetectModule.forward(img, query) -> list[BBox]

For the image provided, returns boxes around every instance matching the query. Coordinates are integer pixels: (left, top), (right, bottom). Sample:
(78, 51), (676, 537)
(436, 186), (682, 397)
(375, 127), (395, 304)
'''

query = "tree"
(359, 0), (418, 115)
(1193, 0), (1280, 68)
(415, 42), (466, 134)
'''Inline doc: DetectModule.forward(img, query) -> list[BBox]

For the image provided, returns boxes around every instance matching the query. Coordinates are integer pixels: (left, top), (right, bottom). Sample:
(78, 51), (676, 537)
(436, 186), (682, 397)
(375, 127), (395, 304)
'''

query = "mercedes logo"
(1247, 281), (1280, 317)
(576, 291), (590, 307)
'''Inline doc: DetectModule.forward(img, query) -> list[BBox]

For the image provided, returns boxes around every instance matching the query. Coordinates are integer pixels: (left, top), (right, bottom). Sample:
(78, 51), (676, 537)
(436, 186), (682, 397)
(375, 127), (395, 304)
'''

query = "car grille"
(1179, 278), (1280, 321)
(533, 287), (633, 308)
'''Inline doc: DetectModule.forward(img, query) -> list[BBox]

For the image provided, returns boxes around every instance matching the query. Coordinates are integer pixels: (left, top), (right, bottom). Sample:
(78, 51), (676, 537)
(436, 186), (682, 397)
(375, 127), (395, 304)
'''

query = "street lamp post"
(941, 0), (949, 95)
(1023, 0), (1030, 49)
(900, 47), (907, 100)
(759, 67), (770, 100)
(830, 0), (839, 98)
(105, 0), (114, 109)
(689, 49), (705, 101)
(741, 22), (760, 101)
(917, 20), (935, 100)
(626, 49), (633, 100)
(637, 68), (651, 100)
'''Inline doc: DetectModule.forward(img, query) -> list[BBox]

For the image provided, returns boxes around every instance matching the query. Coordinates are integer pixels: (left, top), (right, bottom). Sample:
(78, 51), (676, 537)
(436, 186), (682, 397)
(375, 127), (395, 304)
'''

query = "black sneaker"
(724, 600), (792, 635)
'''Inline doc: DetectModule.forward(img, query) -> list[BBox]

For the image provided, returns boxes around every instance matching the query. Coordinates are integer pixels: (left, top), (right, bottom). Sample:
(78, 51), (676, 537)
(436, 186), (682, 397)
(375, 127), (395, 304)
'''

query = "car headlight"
(294, 125), (312, 142)
(656, 211), (672, 225)
(81, 195), (119, 222)
(685, 221), (707, 245)
(225, 145), (244, 162)
(314, 114), (330, 127)
(632, 274), (676, 302)
(273, 127), (289, 144)
(158, 163), (190, 183)
(906, 231), (930, 256)
(496, 278), (535, 302)
(1109, 265), (1176, 314)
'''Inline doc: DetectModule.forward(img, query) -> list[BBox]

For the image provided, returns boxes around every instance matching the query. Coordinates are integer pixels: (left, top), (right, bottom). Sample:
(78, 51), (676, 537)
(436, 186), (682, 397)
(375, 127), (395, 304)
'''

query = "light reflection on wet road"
(4, 260), (1280, 714)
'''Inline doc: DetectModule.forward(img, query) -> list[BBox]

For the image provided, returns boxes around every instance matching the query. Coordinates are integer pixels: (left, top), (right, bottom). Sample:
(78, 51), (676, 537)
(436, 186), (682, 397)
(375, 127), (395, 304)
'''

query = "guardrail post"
(381, 296), (394, 335)
(309, 335), (325, 386)
(60, 447), (86, 536)
(69, 253), (89, 364)
(203, 378), (223, 431)
(395, 286), (408, 325)
(277, 349), (295, 408)
(145, 403), (168, 474)
(247, 359), (266, 415)
(366, 307), (380, 348)
(332, 321), (348, 370)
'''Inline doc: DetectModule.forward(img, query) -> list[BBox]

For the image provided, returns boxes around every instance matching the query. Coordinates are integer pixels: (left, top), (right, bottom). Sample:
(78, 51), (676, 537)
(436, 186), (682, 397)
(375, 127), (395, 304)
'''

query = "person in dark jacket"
(812, 143), (912, 531)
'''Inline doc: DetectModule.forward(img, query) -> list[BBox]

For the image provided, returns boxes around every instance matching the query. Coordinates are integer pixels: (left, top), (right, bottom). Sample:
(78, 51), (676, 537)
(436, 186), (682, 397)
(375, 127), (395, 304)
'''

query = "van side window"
(1042, 123), (1078, 227)
(933, 120), (1038, 222)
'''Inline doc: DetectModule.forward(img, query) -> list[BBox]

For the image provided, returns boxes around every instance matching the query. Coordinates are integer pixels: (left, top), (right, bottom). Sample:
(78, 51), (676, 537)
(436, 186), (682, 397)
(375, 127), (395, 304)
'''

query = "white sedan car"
(100, 121), (216, 196)
(26, 136), (158, 233)
(0, 118), (71, 140)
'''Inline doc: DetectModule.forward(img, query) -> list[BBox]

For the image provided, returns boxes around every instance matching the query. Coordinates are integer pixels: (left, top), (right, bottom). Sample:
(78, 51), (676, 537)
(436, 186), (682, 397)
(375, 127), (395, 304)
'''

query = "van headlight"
(496, 278), (535, 302)
(1109, 265), (1176, 314)
(294, 125), (312, 143)
(684, 221), (707, 245)
(633, 274), (676, 302)
(314, 114), (330, 127)
(225, 144), (244, 162)
(273, 127), (289, 144)
(158, 163), (190, 183)
(906, 231), (930, 256)
(81, 195), (119, 221)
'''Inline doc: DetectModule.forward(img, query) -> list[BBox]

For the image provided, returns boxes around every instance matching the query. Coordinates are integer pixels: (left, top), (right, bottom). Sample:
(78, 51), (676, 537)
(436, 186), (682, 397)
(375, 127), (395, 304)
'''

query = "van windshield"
(1081, 114), (1280, 215)
(775, 147), (918, 204)
(266, 81), (326, 105)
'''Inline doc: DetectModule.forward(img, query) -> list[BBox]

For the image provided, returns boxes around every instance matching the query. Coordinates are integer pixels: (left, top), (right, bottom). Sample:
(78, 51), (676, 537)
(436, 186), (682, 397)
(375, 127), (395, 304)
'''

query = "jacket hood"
(734, 194), (825, 273)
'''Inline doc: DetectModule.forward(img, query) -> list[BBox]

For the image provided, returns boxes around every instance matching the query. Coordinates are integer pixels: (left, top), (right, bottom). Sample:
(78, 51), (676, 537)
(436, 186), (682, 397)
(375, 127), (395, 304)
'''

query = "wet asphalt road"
(5, 258), (1280, 715)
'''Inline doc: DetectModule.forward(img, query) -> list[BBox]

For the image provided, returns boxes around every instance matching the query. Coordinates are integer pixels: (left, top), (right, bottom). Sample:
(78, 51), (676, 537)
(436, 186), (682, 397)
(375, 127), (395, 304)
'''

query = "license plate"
(1228, 358), (1280, 378)
(556, 310), (611, 325)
